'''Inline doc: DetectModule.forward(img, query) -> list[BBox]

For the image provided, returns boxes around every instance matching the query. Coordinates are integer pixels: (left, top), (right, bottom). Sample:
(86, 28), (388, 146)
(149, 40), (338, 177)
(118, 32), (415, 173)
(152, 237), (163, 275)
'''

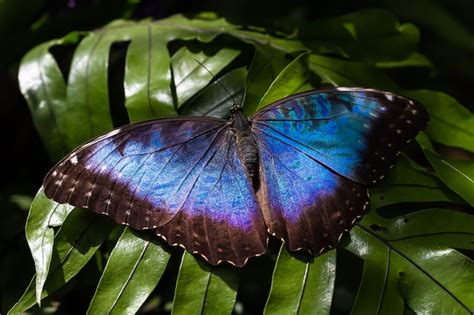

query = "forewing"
(252, 87), (429, 185)
(252, 87), (428, 253)
(44, 118), (267, 266)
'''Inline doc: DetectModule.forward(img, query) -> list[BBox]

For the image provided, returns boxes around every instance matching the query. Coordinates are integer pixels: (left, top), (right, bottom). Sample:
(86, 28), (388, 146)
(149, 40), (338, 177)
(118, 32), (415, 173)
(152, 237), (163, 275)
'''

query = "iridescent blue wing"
(44, 118), (267, 266)
(252, 87), (428, 254)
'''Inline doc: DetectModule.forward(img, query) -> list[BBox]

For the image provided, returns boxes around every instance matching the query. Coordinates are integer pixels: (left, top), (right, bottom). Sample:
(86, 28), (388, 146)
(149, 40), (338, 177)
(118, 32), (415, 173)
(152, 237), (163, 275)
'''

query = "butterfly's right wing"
(44, 117), (267, 266)
(251, 88), (428, 255)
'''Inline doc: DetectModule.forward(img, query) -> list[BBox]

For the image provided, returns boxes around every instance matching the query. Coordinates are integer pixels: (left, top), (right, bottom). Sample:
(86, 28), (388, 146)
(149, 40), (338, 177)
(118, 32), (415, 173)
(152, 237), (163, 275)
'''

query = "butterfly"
(43, 87), (428, 267)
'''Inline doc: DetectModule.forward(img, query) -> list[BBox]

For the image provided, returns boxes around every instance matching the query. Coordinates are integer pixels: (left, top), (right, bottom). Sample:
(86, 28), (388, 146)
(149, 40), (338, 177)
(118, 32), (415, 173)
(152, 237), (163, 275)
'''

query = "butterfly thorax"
(232, 110), (259, 189)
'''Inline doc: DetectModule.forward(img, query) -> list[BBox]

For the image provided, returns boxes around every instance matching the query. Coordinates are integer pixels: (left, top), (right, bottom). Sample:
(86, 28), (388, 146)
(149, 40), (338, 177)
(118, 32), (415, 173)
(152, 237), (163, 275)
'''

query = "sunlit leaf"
(243, 45), (293, 115)
(346, 198), (474, 313)
(171, 46), (240, 107)
(264, 247), (335, 315)
(9, 209), (115, 313)
(124, 24), (177, 122)
(87, 228), (171, 314)
(258, 52), (312, 110)
(172, 253), (239, 315)
(25, 188), (74, 305)
(18, 35), (78, 159)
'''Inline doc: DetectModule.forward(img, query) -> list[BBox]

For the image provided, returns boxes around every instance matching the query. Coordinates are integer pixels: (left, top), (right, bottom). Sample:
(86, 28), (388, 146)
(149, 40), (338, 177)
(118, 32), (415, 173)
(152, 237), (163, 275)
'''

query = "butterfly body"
(232, 109), (260, 187)
(44, 87), (428, 267)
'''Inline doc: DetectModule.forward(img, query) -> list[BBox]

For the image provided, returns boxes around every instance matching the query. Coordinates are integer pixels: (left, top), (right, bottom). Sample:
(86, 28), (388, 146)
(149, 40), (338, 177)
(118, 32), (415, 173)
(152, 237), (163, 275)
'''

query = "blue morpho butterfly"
(43, 87), (428, 267)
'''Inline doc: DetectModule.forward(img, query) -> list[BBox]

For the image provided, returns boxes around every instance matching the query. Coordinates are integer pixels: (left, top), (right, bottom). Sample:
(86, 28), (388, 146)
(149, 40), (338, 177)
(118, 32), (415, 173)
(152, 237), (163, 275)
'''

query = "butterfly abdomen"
(232, 111), (260, 188)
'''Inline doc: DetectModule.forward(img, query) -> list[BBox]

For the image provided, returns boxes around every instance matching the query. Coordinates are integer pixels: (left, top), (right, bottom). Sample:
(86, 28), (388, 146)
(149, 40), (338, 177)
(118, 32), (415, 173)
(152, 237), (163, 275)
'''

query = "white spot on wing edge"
(70, 155), (78, 165)
(335, 87), (352, 92)
(337, 233), (344, 242)
(107, 128), (122, 137)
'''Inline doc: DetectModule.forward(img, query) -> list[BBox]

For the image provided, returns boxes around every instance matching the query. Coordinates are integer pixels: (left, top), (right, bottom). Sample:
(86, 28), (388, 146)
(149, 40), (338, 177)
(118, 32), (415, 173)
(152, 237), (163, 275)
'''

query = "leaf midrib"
(356, 223), (472, 313)
(109, 240), (150, 313)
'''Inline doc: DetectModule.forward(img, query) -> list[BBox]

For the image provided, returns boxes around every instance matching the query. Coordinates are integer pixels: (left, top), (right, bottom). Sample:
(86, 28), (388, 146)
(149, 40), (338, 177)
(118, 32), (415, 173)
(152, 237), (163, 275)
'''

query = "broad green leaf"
(309, 54), (397, 90)
(25, 188), (74, 305)
(264, 247), (335, 315)
(180, 67), (247, 118)
(371, 155), (463, 208)
(394, 234), (474, 314)
(65, 28), (136, 147)
(344, 140), (474, 314)
(404, 89), (474, 153)
(361, 207), (474, 240)
(157, 14), (238, 42)
(258, 52), (312, 110)
(124, 25), (177, 122)
(171, 46), (241, 107)
(417, 133), (474, 206)
(348, 211), (474, 315)
(301, 9), (419, 62)
(9, 208), (115, 314)
(172, 253), (238, 315)
(346, 175), (474, 314)
(424, 152), (474, 206)
(347, 223), (474, 314)
(18, 35), (78, 159)
(346, 227), (403, 314)
(243, 46), (295, 114)
(376, 52), (433, 68)
(161, 14), (305, 52)
(87, 228), (171, 314)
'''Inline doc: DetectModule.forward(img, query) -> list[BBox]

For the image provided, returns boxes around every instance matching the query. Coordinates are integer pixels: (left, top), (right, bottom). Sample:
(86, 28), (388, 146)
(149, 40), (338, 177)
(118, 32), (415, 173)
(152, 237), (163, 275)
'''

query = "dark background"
(0, 0), (472, 313)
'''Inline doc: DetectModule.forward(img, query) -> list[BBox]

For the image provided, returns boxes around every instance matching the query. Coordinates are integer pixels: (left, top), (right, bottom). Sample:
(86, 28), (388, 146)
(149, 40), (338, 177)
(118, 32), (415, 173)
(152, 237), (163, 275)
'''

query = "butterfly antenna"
(194, 59), (239, 107)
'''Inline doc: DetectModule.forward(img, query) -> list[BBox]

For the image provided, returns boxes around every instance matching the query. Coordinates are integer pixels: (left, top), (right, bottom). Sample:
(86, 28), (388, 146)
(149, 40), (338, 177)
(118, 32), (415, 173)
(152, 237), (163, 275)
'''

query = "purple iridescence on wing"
(43, 117), (267, 266)
(252, 87), (428, 253)
(43, 87), (429, 267)
(254, 119), (368, 254)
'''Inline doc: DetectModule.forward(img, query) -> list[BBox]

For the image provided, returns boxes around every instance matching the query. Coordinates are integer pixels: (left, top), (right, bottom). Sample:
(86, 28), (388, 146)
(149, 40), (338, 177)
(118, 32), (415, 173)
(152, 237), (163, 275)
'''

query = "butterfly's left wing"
(43, 117), (267, 266)
(251, 87), (428, 253)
